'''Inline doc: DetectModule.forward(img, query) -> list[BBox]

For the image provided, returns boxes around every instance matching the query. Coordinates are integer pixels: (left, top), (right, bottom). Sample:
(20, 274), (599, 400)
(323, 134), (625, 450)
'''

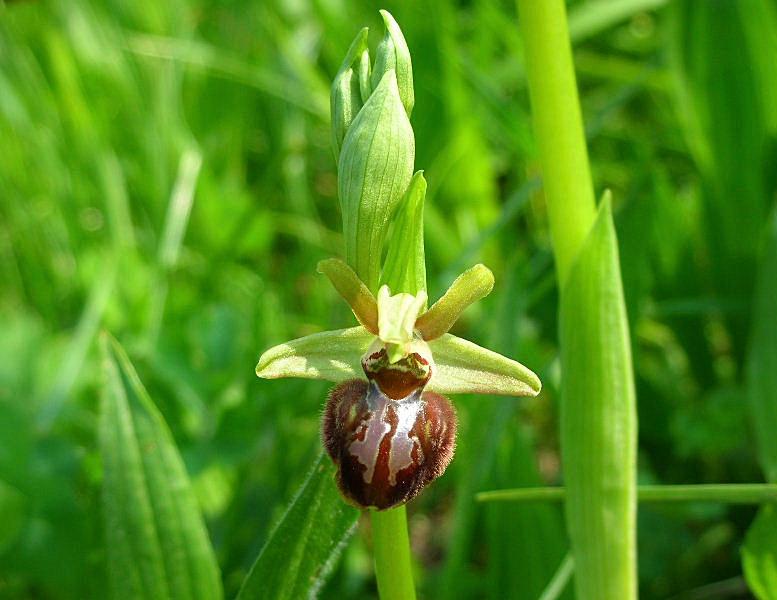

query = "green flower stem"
(371, 507), (416, 600)
(477, 484), (777, 504)
(517, 2), (637, 599)
(516, 0), (596, 283)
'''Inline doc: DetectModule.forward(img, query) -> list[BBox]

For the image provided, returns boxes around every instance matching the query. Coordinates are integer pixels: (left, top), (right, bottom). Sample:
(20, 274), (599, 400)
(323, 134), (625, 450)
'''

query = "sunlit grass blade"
(743, 505), (777, 600)
(237, 452), (358, 600)
(99, 334), (222, 600)
(477, 484), (777, 504)
(517, 1), (637, 595)
(559, 198), (637, 600)
(537, 553), (574, 600)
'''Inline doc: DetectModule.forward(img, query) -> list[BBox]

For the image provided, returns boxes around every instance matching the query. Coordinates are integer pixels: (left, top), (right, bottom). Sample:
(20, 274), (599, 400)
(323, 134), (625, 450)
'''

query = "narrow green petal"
(416, 264), (494, 341)
(427, 333), (541, 397)
(317, 258), (379, 334)
(380, 171), (427, 298)
(256, 327), (373, 383)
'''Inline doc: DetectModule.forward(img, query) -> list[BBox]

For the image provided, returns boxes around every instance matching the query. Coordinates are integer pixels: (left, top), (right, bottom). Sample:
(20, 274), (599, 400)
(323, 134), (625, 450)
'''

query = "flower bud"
(371, 10), (414, 117)
(338, 69), (414, 292)
(331, 28), (370, 160)
(322, 379), (456, 510)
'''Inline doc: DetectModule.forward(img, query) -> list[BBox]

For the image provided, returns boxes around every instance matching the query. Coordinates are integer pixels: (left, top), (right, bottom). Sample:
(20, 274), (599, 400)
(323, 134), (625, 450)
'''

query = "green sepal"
(371, 10), (414, 117)
(331, 28), (369, 160)
(427, 333), (541, 397)
(317, 258), (379, 334)
(338, 69), (414, 292)
(416, 264), (494, 341)
(255, 327), (373, 383)
(380, 171), (427, 298)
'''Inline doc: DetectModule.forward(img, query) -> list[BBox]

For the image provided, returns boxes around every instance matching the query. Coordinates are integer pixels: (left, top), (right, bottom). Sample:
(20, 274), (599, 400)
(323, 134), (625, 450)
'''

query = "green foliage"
(237, 453), (358, 600)
(100, 335), (223, 600)
(559, 199), (637, 599)
(743, 505), (777, 600)
(338, 69), (414, 293)
(1, 0), (776, 598)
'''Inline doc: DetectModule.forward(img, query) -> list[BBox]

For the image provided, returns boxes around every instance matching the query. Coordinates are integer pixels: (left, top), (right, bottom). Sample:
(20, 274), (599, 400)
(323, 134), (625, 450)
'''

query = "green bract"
(331, 11), (416, 294)
(256, 259), (541, 398)
(338, 69), (414, 293)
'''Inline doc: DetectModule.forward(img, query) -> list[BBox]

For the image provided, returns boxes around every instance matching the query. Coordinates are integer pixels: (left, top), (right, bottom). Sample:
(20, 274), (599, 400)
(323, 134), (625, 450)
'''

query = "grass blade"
(236, 452), (358, 600)
(559, 198), (637, 599)
(477, 484), (777, 504)
(100, 334), (223, 600)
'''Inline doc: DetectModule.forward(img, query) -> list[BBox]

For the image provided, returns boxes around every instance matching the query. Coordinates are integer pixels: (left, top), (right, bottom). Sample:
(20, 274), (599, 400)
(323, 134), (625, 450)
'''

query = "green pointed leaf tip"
(559, 197), (637, 600)
(416, 264), (494, 341)
(237, 452), (358, 600)
(371, 10), (414, 117)
(255, 326), (374, 383)
(317, 258), (379, 334)
(331, 27), (369, 159)
(99, 334), (223, 600)
(338, 68), (415, 292)
(381, 170), (427, 297)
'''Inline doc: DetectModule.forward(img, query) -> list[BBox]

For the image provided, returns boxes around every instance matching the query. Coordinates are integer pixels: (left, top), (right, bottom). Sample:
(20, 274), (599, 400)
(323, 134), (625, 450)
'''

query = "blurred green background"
(1, 0), (777, 598)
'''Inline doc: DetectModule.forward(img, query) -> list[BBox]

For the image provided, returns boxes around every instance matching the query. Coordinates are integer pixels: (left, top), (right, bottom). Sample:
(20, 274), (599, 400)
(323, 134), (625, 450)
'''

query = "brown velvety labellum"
(322, 379), (456, 510)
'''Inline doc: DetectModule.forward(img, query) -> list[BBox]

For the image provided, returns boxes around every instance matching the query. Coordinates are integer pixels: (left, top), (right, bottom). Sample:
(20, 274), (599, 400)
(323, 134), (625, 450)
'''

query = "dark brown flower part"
(322, 379), (456, 510)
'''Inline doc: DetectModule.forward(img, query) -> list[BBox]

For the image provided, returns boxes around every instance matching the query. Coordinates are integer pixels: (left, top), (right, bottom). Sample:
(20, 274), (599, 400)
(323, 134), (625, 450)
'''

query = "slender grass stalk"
(538, 553), (575, 600)
(477, 484), (777, 504)
(515, 0), (596, 282)
(517, 1), (637, 598)
(371, 507), (416, 600)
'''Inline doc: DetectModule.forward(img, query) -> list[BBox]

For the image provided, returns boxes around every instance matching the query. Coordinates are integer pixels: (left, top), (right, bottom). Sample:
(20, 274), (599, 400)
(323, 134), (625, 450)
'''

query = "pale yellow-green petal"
(317, 258), (379, 334)
(255, 327), (373, 383)
(416, 264), (494, 341)
(427, 333), (541, 397)
(377, 285), (427, 346)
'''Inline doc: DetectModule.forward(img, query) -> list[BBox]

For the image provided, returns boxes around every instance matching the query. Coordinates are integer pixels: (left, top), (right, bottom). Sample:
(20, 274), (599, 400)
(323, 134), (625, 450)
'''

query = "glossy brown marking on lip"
(322, 379), (457, 510)
(362, 348), (431, 399)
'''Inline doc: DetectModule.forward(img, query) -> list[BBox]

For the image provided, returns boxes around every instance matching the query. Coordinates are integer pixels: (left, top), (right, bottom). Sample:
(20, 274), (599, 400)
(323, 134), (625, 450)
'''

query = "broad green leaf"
(338, 69), (414, 293)
(380, 170), (427, 297)
(236, 452), (359, 600)
(99, 334), (222, 600)
(416, 264), (494, 341)
(744, 505), (777, 600)
(428, 333), (540, 397)
(559, 198), (637, 600)
(255, 327), (373, 383)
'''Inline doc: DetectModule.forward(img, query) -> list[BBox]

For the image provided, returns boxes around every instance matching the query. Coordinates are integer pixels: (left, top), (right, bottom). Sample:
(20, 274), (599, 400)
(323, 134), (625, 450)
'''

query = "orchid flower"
(256, 258), (541, 509)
